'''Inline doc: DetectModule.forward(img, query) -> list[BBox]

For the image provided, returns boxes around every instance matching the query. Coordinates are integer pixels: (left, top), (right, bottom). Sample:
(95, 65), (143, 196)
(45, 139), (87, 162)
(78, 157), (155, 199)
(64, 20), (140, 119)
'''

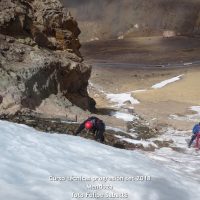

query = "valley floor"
(82, 36), (200, 131)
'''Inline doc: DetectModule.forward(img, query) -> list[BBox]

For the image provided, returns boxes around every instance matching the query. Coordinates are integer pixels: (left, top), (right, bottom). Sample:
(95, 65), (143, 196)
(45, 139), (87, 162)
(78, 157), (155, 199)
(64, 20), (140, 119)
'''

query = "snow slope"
(148, 127), (200, 182)
(0, 120), (200, 200)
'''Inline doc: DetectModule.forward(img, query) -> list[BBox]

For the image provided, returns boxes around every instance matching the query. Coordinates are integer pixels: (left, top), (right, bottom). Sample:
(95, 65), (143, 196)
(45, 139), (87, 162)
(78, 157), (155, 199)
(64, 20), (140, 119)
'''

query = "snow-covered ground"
(151, 74), (184, 89)
(105, 91), (141, 122)
(147, 147), (200, 182)
(0, 120), (200, 200)
(147, 127), (200, 182)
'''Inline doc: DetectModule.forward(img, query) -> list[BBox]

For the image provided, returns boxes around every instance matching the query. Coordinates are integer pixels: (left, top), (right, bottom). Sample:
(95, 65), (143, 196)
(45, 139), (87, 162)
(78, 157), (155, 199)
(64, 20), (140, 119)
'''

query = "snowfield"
(0, 120), (200, 200)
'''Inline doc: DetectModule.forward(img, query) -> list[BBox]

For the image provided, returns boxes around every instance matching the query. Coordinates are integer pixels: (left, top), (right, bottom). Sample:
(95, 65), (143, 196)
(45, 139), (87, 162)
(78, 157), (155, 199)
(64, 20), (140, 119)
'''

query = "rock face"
(0, 0), (81, 55)
(64, 0), (200, 42)
(0, 0), (95, 118)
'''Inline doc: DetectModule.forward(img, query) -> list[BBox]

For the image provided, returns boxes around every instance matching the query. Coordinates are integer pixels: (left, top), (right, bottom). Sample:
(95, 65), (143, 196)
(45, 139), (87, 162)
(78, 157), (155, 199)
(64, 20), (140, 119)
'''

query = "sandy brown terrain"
(89, 65), (199, 130)
(134, 69), (200, 129)
(83, 37), (200, 131)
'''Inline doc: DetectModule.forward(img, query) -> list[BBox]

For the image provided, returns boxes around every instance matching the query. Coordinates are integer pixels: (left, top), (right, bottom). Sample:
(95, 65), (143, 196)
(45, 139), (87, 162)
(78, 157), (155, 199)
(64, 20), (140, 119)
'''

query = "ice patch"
(152, 74), (184, 89)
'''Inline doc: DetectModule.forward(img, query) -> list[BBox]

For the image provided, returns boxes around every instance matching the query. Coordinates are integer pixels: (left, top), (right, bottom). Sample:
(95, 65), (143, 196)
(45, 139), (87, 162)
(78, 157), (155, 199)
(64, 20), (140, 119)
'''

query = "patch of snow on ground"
(132, 89), (147, 93)
(191, 106), (200, 116)
(152, 74), (184, 89)
(88, 81), (107, 94)
(90, 37), (99, 41)
(169, 106), (200, 122)
(1, 120), (200, 199)
(151, 127), (191, 148)
(106, 92), (140, 107)
(117, 136), (158, 148)
(106, 126), (138, 138)
(183, 62), (193, 66)
(118, 35), (124, 40)
(60, 120), (78, 124)
(111, 111), (138, 122)
(106, 126), (127, 133)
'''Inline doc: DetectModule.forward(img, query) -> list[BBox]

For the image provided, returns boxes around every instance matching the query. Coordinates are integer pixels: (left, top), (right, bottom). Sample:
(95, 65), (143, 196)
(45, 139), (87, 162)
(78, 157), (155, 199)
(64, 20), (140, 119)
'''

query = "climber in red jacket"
(75, 116), (105, 143)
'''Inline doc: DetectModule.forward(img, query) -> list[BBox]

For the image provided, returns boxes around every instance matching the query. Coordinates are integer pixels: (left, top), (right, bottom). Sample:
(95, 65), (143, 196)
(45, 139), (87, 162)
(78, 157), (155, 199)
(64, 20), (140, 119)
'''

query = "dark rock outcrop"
(0, 0), (95, 117)
(0, 0), (81, 55)
(0, 112), (159, 151)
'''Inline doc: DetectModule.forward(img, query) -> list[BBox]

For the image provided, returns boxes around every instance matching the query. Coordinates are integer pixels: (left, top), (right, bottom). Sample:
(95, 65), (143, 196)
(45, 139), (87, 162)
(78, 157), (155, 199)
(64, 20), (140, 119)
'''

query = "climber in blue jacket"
(188, 122), (200, 148)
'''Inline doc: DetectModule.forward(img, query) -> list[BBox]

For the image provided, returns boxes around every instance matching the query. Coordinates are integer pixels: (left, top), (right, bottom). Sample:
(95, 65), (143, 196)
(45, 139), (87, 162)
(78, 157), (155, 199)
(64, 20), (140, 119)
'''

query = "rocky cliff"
(0, 0), (95, 119)
(64, 0), (200, 42)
